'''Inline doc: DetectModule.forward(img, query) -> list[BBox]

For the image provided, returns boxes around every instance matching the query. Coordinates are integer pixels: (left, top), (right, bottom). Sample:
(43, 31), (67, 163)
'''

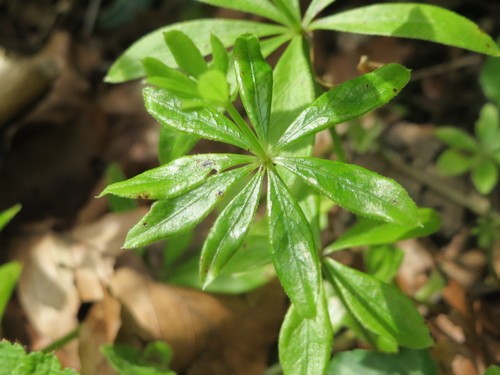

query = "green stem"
(329, 127), (347, 162)
(226, 104), (268, 160)
(41, 326), (80, 353)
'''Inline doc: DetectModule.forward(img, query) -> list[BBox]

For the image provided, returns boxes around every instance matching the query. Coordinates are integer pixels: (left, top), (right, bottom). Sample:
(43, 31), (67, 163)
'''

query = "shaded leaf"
(125, 166), (254, 248)
(326, 208), (441, 252)
(365, 246), (404, 284)
(200, 170), (263, 287)
(472, 160), (498, 194)
(310, 4), (500, 56)
(303, 0), (336, 26)
(102, 342), (176, 375)
(106, 20), (286, 83)
(267, 169), (321, 318)
(324, 258), (433, 349)
(233, 34), (273, 142)
(157, 127), (199, 165)
(435, 127), (478, 152)
(480, 40), (500, 105)
(105, 164), (138, 212)
(142, 57), (198, 97)
(275, 64), (410, 150)
(475, 103), (499, 151)
(279, 289), (333, 375)
(198, 0), (287, 25)
(326, 348), (438, 375)
(0, 204), (21, 232)
(436, 149), (474, 176)
(101, 153), (254, 200)
(144, 87), (250, 149)
(0, 262), (22, 320)
(485, 366), (500, 375)
(275, 157), (420, 226)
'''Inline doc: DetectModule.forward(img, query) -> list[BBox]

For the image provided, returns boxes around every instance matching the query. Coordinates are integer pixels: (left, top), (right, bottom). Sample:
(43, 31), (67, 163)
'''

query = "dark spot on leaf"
(364, 83), (370, 89)
(137, 193), (151, 200)
(393, 88), (398, 93)
(143, 222), (149, 227)
(216, 190), (224, 197)
(208, 168), (218, 176)
(201, 159), (215, 168)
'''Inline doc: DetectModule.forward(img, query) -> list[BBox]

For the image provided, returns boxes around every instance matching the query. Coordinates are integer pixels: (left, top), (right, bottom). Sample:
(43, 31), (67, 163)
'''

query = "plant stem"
(329, 127), (347, 162)
(226, 104), (268, 160)
(41, 326), (80, 353)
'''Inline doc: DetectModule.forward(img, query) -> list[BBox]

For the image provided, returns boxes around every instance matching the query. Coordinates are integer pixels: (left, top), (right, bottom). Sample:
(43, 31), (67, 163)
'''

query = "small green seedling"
(436, 103), (500, 195)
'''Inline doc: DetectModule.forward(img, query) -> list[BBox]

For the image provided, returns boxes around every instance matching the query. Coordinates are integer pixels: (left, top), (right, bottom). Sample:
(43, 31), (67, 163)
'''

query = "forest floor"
(0, 0), (500, 374)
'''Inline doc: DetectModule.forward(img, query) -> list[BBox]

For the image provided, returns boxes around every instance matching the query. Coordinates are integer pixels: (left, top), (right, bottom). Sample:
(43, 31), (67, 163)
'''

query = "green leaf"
(233, 34), (273, 143)
(436, 149), (474, 176)
(197, 0), (288, 25)
(210, 34), (229, 73)
(164, 30), (207, 78)
(279, 289), (333, 375)
(269, 36), (316, 147)
(143, 87), (250, 149)
(310, 3), (500, 56)
(197, 70), (229, 104)
(101, 153), (254, 200)
(0, 340), (77, 375)
(200, 170), (263, 287)
(275, 157), (420, 226)
(106, 20), (286, 83)
(275, 64), (410, 150)
(267, 169), (321, 318)
(0, 204), (21, 232)
(142, 57), (198, 97)
(158, 127), (199, 165)
(485, 366), (500, 375)
(0, 262), (22, 321)
(272, 0), (301, 26)
(124, 165), (254, 248)
(260, 34), (293, 57)
(475, 103), (499, 151)
(326, 208), (441, 252)
(102, 342), (175, 375)
(472, 160), (498, 195)
(365, 246), (404, 284)
(323, 258), (433, 349)
(480, 41), (500, 105)
(434, 127), (478, 152)
(104, 164), (138, 212)
(302, 0), (336, 27)
(326, 348), (438, 375)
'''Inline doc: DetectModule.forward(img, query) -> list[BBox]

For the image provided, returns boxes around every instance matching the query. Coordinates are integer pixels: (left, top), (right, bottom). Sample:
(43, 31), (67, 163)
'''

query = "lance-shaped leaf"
(200, 170), (263, 287)
(302, 0), (336, 26)
(144, 87), (250, 149)
(267, 169), (321, 318)
(279, 289), (333, 375)
(233, 34), (273, 143)
(100, 153), (254, 200)
(164, 30), (207, 78)
(157, 127), (199, 165)
(272, 0), (301, 26)
(142, 57), (198, 97)
(210, 34), (229, 73)
(326, 208), (441, 252)
(309, 3), (500, 56)
(125, 165), (254, 248)
(198, 0), (287, 26)
(106, 20), (286, 83)
(0, 262), (22, 320)
(323, 258), (433, 349)
(0, 204), (21, 231)
(274, 157), (420, 226)
(275, 64), (410, 150)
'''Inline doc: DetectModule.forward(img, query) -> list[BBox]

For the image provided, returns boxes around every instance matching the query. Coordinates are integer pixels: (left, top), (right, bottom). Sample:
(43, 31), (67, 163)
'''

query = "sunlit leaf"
(310, 4), (500, 56)
(0, 204), (21, 232)
(233, 34), (273, 143)
(326, 208), (441, 252)
(197, 70), (229, 104)
(198, 0), (288, 25)
(200, 170), (263, 287)
(275, 157), (420, 226)
(275, 64), (410, 150)
(324, 258), (433, 349)
(100, 153), (254, 200)
(210, 34), (229, 73)
(124, 165), (255, 248)
(144, 87), (250, 149)
(106, 20), (286, 83)
(279, 289), (333, 375)
(267, 169), (321, 318)
(302, 0), (336, 26)
(164, 30), (207, 78)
